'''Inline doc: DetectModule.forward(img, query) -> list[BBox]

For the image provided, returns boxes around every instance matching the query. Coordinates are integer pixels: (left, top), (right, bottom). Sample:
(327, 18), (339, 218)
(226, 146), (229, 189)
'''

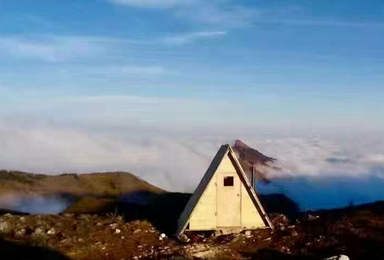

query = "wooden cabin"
(177, 144), (273, 235)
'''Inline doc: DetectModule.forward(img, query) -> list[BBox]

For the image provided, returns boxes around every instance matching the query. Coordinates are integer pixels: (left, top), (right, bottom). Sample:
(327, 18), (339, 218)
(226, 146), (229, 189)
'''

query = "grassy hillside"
(0, 170), (164, 197)
(0, 170), (165, 214)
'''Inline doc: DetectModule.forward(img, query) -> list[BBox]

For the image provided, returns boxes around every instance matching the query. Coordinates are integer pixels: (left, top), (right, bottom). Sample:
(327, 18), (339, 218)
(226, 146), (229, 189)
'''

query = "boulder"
(15, 228), (26, 236)
(0, 221), (11, 233)
(159, 233), (167, 240)
(177, 233), (190, 243)
(244, 230), (252, 237)
(109, 223), (118, 229)
(33, 227), (45, 236)
(47, 228), (56, 235)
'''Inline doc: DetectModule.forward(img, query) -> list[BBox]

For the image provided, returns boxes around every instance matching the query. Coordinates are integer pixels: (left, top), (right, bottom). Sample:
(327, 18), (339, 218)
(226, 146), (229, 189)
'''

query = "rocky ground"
(1, 201), (384, 260)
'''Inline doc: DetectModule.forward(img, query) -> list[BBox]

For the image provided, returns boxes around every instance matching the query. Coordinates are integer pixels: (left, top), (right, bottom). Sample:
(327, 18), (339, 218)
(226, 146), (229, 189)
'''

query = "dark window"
(224, 176), (234, 186)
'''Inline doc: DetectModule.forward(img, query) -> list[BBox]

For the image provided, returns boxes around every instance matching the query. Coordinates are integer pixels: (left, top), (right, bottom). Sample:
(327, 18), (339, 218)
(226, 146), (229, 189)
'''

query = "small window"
(224, 176), (234, 186)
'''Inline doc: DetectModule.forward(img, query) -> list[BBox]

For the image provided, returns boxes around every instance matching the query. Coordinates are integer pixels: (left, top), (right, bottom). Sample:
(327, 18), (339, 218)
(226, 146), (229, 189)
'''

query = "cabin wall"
(241, 184), (266, 228)
(189, 153), (236, 230)
(216, 153), (235, 172)
(188, 152), (267, 231)
(216, 154), (242, 227)
(188, 174), (217, 230)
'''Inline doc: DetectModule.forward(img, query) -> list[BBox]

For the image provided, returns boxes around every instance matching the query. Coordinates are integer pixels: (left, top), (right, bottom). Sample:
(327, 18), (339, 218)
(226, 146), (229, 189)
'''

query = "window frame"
(223, 176), (234, 187)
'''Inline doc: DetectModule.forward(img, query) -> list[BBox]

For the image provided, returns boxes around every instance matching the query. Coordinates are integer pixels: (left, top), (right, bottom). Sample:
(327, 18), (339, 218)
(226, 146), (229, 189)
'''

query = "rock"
(281, 246), (290, 253)
(0, 221), (11, 233)
(96, 222), (103, 227)
(77, 238), (85, 243)
(221, 229), (241, 235)
(47, 228), (56, 235)
(187, 244), (219, 259)
(3, 213), (13, 218)
(159, 233), (167, 240)
(19, 217), (26, 222)
(271, 214), (289, 227)
(16, 228), (26, 236)
(115, 229), (121, 234)
(244, 230), (252, 237)
(133, 256), (139, 260)
(79, 214), (90, 219)
(177, 233), (190, 243)
(33, 227), (45, 236)
(214, 230), (223, 237)
(133, 229), (142, 234)
(306, 214), (320, 221)
(110, 223), (118, 229)
(324, 255), (349, 260)
(290, 229), (299, 237)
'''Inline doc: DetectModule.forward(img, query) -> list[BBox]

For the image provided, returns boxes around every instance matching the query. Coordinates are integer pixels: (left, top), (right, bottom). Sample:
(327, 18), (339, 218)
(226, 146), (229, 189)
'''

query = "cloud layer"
(1, 120), (384, 196)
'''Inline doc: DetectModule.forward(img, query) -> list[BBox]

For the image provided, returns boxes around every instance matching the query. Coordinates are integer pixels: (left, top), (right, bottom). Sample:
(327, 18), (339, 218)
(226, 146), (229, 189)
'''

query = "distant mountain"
(232, 139), (280, 183)
(0, 170), (163, 197)
(0, 170), (165, 214)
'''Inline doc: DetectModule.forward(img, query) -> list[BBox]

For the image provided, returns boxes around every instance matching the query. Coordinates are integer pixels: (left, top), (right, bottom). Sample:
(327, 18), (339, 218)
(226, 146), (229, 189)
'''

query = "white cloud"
(262, 18), (384, 28)
(0, 36), (126, 62)
(102, 0), (193, 9)
(84, 65), (173, 77)
(1, 119), (384, 194)
(101, 0), (256, 27)
(0, 31), (227, 63)
(362, 154), (384, 164)
(0, 120), (221, 192)
(246, 137), (384, 179)
(100, 0), (384, 29)
(0, 195), (70, 214)
(0, 93), (245, 129)
(174, 3), (257, 27)
(161, 31), (227, 45)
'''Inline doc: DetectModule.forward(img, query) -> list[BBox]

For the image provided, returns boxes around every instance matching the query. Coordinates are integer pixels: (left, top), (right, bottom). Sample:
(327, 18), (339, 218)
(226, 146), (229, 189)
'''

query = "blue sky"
(0, 0), (383, 133)
(1, 1), (384, 204)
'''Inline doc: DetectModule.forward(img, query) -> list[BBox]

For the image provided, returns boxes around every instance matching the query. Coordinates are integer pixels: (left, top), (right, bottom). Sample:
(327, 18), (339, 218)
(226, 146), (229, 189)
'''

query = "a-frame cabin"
(177, 144), (273, 235)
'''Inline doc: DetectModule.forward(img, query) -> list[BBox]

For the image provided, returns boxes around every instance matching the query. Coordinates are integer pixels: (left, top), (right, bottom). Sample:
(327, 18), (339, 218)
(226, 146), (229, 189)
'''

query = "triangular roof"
(177, 144), (273, 235)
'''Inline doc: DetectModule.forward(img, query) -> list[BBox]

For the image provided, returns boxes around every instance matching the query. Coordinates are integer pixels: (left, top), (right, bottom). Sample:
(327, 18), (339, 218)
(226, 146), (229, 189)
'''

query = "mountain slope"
(0, 170), (164, 197)
(232, 139), (280, 183)
(0, 170), (165, 214)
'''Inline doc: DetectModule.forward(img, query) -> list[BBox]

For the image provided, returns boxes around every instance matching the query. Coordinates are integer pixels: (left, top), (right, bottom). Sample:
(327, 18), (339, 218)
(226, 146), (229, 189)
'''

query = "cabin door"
(217, 173), (241, 227)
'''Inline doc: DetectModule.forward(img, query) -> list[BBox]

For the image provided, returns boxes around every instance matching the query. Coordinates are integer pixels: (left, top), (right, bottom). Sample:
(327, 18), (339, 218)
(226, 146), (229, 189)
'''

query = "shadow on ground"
(118, 191), (191, 235)
(0, 238), (71, 260)
(259, 193), (300, 221)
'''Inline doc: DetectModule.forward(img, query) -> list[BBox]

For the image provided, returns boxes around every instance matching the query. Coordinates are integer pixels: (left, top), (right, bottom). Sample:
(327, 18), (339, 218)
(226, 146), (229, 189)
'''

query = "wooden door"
(216, 173), (241, 227)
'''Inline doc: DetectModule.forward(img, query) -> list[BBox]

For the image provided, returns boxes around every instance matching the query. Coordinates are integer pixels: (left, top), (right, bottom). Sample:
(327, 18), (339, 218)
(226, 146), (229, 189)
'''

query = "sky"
(1, 0), (384, 206)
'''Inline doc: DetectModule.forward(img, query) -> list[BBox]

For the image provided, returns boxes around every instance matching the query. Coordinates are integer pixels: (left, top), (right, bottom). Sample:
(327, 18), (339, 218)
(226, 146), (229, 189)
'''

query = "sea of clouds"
(1, 119), (384, 212)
